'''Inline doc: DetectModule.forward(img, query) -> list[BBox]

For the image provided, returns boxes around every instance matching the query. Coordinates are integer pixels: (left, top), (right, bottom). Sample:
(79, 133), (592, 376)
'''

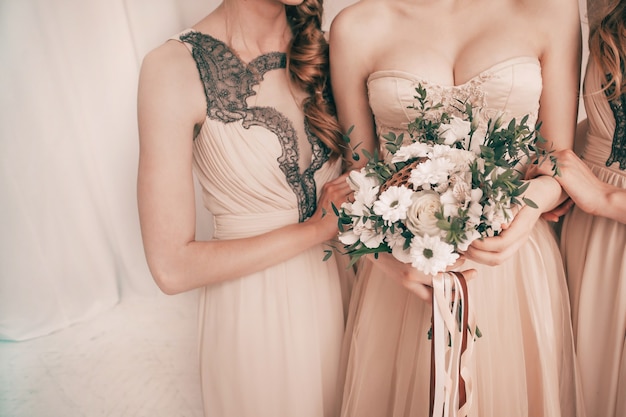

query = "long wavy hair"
(286, 1), (344, 160)
(589, 0), (626, 100)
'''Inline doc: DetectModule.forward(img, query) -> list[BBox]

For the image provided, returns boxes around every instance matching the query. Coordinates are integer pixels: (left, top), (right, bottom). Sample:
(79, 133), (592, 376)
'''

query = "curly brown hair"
(589, 0), (626, 100)
(286, 1), (344, 160)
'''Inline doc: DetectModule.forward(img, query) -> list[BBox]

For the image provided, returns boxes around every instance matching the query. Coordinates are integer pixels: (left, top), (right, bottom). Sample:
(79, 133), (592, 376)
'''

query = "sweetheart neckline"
(367, 56), (540, 89)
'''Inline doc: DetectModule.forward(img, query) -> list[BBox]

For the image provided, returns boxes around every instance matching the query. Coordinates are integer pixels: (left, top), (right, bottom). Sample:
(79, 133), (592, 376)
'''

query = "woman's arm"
(137, 42), (352, 294)
(465, 0), (582, 265)
(329, 6), (379, 169)
(529, 148), (626, 224)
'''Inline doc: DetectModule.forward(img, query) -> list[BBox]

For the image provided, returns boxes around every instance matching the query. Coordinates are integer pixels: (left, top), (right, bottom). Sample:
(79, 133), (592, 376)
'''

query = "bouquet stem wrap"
(430, 271), (476, 417)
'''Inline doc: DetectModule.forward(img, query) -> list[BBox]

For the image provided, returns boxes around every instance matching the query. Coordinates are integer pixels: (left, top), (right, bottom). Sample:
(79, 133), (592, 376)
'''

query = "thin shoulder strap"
(168, 28), (194, 53)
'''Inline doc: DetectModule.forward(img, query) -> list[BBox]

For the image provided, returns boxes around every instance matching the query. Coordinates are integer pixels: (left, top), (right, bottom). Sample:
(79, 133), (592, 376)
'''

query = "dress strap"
(168, 28), (194, 53)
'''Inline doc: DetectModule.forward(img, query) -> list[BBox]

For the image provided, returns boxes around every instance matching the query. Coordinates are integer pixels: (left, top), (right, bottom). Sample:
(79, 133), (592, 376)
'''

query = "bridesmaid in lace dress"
(137, 1), (354, 416)
(530, 1), (626, 415)
(329, 0), (584, 416)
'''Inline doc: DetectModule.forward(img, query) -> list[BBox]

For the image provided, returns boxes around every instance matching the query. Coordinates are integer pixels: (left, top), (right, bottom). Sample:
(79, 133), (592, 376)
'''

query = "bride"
(330, 0), (584, 415)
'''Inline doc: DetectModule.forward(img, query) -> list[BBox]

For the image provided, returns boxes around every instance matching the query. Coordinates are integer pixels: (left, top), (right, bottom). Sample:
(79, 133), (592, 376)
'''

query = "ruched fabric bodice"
(340, 56), (582, 417)
(367, 56), (542, 142)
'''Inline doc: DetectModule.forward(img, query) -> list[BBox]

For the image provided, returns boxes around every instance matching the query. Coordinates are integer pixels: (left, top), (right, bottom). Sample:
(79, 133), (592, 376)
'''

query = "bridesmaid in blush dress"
(137, 1), (354, 416)
(329, 0), (584, 415)
(530, 1), (626, 415)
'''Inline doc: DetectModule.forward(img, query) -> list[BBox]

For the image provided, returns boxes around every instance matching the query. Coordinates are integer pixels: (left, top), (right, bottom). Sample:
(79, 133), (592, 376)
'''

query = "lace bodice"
(175, 30), (337, 226)
(582, 58), (626, 171)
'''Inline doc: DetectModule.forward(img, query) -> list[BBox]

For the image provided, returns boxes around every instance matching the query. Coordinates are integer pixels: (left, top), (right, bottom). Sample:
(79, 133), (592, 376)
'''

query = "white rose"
(405, 190), (443, 237)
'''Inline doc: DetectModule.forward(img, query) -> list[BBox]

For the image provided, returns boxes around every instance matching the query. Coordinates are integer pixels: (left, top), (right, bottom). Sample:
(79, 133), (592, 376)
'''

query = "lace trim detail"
(604, 78), (626, 170)
(179, 31), (330, 221)
(376, 74), (497, 147)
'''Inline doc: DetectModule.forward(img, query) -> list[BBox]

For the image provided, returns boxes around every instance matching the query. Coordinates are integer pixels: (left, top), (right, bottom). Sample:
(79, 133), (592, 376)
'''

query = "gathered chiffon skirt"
(561, 159), (626, 417)
(197, 212), (347, 417)
(340, 219), (583, 417)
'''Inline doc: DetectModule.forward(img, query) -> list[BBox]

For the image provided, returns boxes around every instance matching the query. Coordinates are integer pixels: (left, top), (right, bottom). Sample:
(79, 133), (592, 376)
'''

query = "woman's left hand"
(463, 203), (541, 265)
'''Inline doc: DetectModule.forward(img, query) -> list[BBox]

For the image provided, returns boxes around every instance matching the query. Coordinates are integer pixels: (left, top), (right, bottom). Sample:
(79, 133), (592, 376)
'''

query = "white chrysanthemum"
(405, 190), (443, 237)
(408, 158), (454, 189)
(391, 142), (432, 163)
(438, 116), (472, 146)
(409, 234), (459, 276)
(373, 185), (414, 224)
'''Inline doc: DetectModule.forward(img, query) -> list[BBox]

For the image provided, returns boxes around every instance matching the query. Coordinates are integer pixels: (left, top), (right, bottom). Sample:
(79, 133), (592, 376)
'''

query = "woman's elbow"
(146, 259), (188, 295)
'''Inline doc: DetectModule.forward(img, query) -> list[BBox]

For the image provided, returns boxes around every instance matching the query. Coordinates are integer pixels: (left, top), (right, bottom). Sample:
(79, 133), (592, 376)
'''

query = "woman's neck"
(219, 2), (292, 58)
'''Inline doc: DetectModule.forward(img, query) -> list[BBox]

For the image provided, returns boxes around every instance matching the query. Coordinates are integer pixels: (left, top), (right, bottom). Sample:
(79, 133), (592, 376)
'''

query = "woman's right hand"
(367, 253), (477, 301)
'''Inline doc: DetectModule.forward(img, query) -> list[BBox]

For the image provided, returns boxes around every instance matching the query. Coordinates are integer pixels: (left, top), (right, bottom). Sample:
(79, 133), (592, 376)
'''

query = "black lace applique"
(180, 31), (330, 221)
(604, 76), (626, 170)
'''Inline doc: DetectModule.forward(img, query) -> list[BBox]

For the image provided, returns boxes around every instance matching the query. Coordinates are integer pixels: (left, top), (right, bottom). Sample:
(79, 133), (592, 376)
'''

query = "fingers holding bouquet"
(365, 252), (476, 301)
(311, 172), (355, 241)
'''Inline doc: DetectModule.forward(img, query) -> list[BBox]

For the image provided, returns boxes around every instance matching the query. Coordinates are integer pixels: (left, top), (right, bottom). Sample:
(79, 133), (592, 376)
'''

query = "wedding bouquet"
(335, 84), (555, 275)
(334, 84), (556, 416)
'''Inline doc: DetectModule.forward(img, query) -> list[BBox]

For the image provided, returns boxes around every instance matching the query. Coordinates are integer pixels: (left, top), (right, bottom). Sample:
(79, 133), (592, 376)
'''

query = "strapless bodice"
(367, 56), (542, 139)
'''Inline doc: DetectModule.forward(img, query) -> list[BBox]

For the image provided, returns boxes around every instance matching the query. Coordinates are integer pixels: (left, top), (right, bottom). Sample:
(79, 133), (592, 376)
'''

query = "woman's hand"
(464, 204), (541, 266)
(527, 149), (606, 217)
(307, 172), (354, 242)
(367, 253), (476, 301)
(465, 174), (562, 266)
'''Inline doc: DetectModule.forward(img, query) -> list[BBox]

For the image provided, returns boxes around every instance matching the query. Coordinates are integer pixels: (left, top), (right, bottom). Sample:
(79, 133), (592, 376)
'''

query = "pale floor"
(0, 291), (204, 417)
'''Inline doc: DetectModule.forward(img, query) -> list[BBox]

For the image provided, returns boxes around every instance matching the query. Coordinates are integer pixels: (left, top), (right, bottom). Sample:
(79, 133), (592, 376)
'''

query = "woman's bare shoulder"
(330, 0), (396, 54)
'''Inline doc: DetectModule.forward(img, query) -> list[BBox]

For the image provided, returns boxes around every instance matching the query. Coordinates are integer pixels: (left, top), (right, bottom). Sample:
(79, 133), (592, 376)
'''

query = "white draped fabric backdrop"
(0, 0), (588, 341)
(0, 0), (355, 341)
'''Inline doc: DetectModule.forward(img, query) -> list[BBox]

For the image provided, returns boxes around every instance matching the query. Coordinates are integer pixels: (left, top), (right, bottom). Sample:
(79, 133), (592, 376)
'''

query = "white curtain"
(0, 0), (588, 341)
(0, 0), (356, 341)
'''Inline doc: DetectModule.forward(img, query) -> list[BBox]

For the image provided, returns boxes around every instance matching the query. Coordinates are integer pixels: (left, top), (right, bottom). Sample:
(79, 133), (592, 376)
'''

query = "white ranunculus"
(438, 116), (472, 146)
(409, 234), (459, 276)
(373, 185), (414, 224)
(405, 190), (443, 237)
(391, 142), (432, 163)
